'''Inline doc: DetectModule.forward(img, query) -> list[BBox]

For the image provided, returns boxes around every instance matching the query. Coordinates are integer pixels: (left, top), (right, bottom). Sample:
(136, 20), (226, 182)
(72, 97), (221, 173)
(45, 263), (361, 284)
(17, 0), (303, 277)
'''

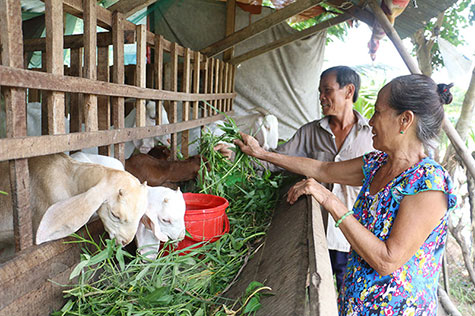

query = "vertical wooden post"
(112, 11), (125, 163)
(98, 45), (111, 155)
(83, 0), (98, 132)
(219, 60), (225, 112)
(202, 57), (209, 118)
(45, 0), (66, 135)
(41, 52), (48, 135)
(70, 47), (83, 133)
(154, 35), (164, 126)
(181, 48), (191, 158)
(207, 58), (214, 116)
(135, 24), (147, 128)
(230, 64), (236, 111)
(170, 42), (178, 159)
(223, 0), (236, 62)
(214, 59), (220, 115)
(0, 0), (33, 250)
(224, 62), (229, 112)
(193, 51), (201, 121)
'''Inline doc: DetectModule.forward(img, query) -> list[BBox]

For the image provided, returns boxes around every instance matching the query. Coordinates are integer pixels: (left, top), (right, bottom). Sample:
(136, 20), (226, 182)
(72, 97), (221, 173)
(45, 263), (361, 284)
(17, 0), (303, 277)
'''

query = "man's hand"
(213, 143), (233, 159)
(234, 132), (266, 158)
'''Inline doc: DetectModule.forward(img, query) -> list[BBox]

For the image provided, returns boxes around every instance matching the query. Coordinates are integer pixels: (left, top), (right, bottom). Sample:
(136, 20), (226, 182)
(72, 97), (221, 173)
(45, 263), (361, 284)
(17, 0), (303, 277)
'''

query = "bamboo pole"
(368, 0), (475, 180)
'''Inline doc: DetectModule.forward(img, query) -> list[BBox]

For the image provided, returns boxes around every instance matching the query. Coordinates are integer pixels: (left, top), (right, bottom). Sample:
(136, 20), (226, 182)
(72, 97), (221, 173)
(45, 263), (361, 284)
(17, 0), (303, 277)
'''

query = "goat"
(69, 153), (185, 259)
(232, 109), (279, 150)
(125, 154), (204, 187)
(0, 153), (148, 249)
(147, 145), (172, 160)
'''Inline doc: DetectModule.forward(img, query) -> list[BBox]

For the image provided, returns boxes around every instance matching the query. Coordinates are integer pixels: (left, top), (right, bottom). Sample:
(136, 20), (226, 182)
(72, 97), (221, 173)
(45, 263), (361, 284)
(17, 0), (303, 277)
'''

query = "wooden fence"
(0, 1), (235, 314)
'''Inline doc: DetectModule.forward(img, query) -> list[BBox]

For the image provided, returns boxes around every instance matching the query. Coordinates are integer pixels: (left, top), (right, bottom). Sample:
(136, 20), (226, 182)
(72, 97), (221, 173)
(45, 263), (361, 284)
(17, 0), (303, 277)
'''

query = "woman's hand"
(213, 143), (233, 159)
(287, 178), (332, 208)
(234, 132), (266, 158)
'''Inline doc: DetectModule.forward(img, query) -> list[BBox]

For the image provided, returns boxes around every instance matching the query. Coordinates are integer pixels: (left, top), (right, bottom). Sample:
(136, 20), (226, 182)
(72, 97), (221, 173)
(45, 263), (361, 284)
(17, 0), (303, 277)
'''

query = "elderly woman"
(234, 74), (457, 315)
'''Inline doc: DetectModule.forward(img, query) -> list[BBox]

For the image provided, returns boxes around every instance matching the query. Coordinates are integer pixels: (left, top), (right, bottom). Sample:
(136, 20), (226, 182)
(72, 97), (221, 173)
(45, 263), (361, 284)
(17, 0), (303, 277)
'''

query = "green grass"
(52, 114), (283, 316)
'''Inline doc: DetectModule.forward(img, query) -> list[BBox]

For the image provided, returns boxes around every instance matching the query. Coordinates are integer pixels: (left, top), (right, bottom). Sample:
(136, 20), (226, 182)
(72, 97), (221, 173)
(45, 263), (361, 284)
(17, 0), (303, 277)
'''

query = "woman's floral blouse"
(338, 151), (457, 316)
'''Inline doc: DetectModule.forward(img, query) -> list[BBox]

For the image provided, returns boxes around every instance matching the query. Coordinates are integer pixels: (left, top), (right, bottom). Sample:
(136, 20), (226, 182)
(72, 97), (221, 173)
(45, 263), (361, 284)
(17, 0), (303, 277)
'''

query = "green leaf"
(69, 259), (89, 279)
(243, 297), (262, 314)
(115, 246), (125, 271)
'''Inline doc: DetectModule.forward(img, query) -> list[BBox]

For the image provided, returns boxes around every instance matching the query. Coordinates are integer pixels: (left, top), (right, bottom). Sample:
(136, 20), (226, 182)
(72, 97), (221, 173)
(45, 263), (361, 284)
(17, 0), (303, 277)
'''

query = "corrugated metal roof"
(355, 0), (459, 39)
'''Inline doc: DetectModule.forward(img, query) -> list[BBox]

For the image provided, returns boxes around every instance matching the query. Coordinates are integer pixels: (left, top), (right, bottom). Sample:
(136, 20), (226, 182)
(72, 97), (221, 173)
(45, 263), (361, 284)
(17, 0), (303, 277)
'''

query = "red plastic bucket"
(174, 193), (229, 252)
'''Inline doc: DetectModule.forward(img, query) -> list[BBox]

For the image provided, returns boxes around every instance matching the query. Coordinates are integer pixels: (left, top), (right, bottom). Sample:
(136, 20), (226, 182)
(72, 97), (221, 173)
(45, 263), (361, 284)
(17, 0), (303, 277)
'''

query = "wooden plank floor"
(225, 178), (337, 315)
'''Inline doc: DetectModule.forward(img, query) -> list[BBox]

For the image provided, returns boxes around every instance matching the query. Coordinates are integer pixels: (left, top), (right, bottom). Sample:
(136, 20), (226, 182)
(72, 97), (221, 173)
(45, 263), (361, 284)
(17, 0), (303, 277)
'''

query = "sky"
(322, 21), (474, 91)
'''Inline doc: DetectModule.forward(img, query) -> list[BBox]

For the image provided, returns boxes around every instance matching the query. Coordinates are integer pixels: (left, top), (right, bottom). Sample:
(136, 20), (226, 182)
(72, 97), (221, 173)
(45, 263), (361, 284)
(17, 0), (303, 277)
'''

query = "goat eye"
(111, 212), (121, 220)
(162, 219), (171, 224)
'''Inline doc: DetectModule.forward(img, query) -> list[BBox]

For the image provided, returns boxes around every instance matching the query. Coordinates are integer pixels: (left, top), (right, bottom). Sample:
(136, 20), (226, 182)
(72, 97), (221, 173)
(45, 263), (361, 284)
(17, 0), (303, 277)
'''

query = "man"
(218, 66), (373, 291)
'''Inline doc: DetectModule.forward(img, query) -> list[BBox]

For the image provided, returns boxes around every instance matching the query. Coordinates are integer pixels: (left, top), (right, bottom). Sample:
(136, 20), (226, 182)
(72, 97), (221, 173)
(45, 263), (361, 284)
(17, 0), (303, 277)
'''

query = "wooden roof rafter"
(228, 1), (374, 65)
(201, 0), (326, 57)
(107, 0), (159, 18)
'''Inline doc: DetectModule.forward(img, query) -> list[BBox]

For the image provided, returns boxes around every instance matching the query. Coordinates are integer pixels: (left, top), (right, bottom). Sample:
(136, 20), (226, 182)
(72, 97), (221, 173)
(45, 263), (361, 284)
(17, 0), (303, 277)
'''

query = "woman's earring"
(400, 131), (404, 134)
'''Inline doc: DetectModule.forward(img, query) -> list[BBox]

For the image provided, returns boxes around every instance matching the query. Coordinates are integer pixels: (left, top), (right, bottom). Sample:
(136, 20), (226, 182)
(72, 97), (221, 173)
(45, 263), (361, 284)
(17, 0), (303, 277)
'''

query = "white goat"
(232, 110), (279, 151)
(0, 153), (148, 248)
(70, 152), (186, 259)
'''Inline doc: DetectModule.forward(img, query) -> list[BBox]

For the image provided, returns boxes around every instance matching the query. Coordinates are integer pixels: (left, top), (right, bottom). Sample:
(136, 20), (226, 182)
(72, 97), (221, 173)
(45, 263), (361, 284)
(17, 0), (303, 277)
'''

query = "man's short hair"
(321, 66), (361, 102)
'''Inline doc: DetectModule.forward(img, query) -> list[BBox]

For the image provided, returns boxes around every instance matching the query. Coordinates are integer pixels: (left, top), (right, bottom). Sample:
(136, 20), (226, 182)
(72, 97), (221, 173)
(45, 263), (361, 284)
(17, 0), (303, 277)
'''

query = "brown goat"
(125, 153), (204, 187)
(147, 145), (172, 160)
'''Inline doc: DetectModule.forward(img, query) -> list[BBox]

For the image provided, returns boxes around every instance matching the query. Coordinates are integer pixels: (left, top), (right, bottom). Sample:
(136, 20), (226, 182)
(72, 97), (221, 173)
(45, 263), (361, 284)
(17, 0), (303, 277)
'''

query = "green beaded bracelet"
(335, 210), (354, 228)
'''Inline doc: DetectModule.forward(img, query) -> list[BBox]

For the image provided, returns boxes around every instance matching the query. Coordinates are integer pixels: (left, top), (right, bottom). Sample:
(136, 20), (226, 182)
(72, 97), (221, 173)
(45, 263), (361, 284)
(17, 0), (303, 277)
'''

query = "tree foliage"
(412, 0), (474, 73)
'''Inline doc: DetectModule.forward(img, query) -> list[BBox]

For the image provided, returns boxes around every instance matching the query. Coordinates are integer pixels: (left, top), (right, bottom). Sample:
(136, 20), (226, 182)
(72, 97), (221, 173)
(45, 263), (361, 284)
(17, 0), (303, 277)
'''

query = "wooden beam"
(181, 48), (191, 158)
(325, 0), (374, 26)
(192, 51), (201, 120)
(112, 11), (125, 163)
(170, 42), (178, 158)
(154, 34), (165, 126)
(69, 47), (83, 133)
(108, 0), (159, 18)
(23, 30), (135, 52)
(135, 24), (147, 128)
(83, 0), (98, 132)
(230, 13), (350, 65)
(0, 115), (226, 161)
(97, 45), (111, 156)
(0, 65), (236, 102)
(45, 0), (66, 135)
(367, 0), (475, 179)
(0, 0), (33, 251)
(223, 0), (236, 62)
(200, 0), (325, 57)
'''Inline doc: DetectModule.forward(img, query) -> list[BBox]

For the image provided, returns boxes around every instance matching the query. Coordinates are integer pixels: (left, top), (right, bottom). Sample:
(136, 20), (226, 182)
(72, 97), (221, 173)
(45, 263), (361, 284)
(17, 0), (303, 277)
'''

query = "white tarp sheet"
(153, 0), (326, 139)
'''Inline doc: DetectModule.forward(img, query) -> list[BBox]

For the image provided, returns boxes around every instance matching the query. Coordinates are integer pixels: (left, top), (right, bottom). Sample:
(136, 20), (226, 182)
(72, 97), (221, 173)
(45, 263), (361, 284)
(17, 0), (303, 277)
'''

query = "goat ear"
(142, 212), (168, 242)
(36, 183), (106, 245)
(176, 187), (181, 192)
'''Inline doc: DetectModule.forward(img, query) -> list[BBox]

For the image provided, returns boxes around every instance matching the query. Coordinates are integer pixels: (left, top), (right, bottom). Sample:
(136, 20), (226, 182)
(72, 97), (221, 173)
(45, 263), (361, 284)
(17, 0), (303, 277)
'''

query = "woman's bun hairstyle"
(437, 83), (454, 105)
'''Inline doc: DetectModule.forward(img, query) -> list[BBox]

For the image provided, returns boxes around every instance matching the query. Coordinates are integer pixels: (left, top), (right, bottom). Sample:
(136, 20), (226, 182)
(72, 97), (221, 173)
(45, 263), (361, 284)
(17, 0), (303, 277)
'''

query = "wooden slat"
(192, 51), (200, 120)
(154, 34), (164, 126)
(112, 11), (125, 163)
(181, 48), (191, 158)
(69, 47), (83, 133)
(41, 52), (48, 135)
(202, 57), (209, 118)
(207, 58), (214, 116)
(135, 24), (147, 128)
(97, 45), (111, 155)
(230, 64), (236, 111)
(108, 0), (159, 18)
(0, 0), (33, 251)
(223, 0), (236, 62)
(0, 115), (225, 161)
(170, 42), (178, 158)
(0, 65), (235, 102)
(83, 0), (98, 132)
(229, 13), (351, 65)
(213, 59), (220, 115)
(224, 62), (229, 112)
(23, 30), (135, 52)
(201, 0), (325, 57)
(45, 0), (66, 135)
